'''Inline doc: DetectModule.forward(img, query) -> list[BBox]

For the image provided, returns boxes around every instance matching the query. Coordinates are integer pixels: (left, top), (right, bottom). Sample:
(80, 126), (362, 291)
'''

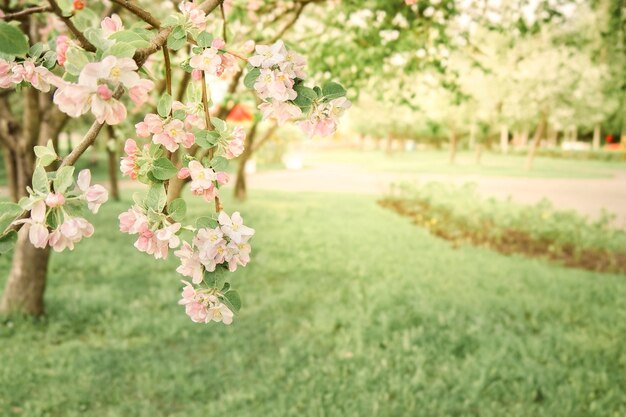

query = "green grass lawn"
(1, 190), (625, 417)
(302, 149), (626, 178)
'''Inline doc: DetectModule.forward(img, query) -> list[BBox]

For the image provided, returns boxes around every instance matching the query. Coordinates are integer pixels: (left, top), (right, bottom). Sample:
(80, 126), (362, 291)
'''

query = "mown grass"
(1, 190), (625, 417)
(304, 149), (626, 178)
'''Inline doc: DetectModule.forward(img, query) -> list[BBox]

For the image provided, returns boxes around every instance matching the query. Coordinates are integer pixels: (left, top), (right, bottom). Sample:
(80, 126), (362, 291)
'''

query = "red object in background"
(226, 104), (253, 122)
(606, 134), (614, 143)
(73, 0), (85, 10)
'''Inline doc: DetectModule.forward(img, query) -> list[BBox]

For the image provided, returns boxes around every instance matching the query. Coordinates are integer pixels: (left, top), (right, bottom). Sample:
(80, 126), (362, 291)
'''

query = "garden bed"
(380, 183), (626, 274)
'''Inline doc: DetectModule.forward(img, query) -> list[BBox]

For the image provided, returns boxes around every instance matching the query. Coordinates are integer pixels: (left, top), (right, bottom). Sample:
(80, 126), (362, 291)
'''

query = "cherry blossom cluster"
(135, 111), (198, 153)
(176, 212), (254, 280)
(177, 160), (229, 203)
(54, 56), (154, 125)
(247, 40), (351, 136)
(13, 149), (108, 252)
(179, 282), (234, 324)
(118, 206), (182, 260)
(0, 59), (61, 92)
(189, 38), (239, 80)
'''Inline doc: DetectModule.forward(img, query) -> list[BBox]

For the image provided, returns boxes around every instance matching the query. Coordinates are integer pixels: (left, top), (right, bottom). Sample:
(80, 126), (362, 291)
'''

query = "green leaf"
(210, 156), (228, 171)
(0, 22), (29, 56)
(196, 32), (213, 48)
(53, 166), (75, 194)
(0, 202), (24, 234)
(322, 81), (347, 100)
(243, 67), (261, 89)
(64, 48), (92, 76)
(28, 43), (45, 59)
(195, 130), (220, 148)
(161, 15), (181, 28)
(172, 109), (186, 120)
(171, 26), (187, 40)
(0, 230), (17, 255)
(157, 93), (173, 117)
(196, 216), (217, 229)
(210, 117), (226, 133)
(84, 28), (113, 51)
(167, 36), (186, 51)
(32, 165), (50, 194)
(107, 42), (136, 59)
(109, 30), (151, 48)
(151, 157), (178, 181)
(145, 183), (167, 212)
(33, 142), (58, 167)
(63, 199), (85, 217)
(41, 50), (57, 69)
(223, 290), (241, 312)
(167, 198), (186, 222)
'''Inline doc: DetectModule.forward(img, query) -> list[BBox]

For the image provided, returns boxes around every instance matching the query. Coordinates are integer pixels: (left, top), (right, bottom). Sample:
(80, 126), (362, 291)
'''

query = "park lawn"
(1, 190), (625, 417)
(302, 149), (626, 179)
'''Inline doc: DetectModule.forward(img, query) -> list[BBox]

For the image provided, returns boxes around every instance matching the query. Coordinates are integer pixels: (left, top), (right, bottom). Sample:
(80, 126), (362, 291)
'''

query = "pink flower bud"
(242, 40), (255, 54)
(191, 69), (203, 81)
(177, 167), (191, 179)
(212, 38), (226, 49)
(216, 171), (229, 185)
(124, 139), (138, 155)
(45, 192), (65, 208)
(96, 84), (113, 100)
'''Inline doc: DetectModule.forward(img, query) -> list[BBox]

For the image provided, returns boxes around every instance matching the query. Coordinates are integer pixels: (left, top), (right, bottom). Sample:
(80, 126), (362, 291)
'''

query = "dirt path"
(247, 163), (626, 226)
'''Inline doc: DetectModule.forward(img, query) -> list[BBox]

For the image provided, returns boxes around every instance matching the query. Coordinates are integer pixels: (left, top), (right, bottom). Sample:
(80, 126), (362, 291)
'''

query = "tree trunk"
(2, 148), (19, 202)
(448, 131), (458, 165)
(0, 225), (51, 316)
(234, 121), (260, 201)
(106, 127), (120, 201)
(592, 124), (601, 150)
(525, 115), (547, 171)
(520, 129), (529, 147)
(499, 125), (508, 154)
(468, 124), (476, 150)
(475, 143), (483, 165)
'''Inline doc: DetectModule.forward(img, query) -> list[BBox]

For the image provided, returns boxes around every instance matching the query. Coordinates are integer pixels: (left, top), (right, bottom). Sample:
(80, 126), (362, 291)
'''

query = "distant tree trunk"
(572, 126), (578, 142)
(525, 114), (547, 171)
(469, 124), (476, 150)
(385, 133), (393, 155)
(592, 124), (601, 150)
(234, 121), (259, 201)
(520, 129), (529, 147)
(499, 125), (509, 154)
(106, 126), (120, 201)
(448, 130), (458, 165)
(475, 143), (483, 165)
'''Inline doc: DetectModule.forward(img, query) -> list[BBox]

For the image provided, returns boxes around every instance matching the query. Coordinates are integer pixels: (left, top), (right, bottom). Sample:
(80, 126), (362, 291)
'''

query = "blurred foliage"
(382, 181), (626, 273)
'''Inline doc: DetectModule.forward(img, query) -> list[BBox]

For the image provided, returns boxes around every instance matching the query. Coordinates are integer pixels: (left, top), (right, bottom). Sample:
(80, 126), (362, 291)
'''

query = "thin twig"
(163, 48), (172, 96)
(220, 2), (227, 42)
(0, 6), (51, 20)
(200, 70), (222, 213)
(111, 0), (161, 28)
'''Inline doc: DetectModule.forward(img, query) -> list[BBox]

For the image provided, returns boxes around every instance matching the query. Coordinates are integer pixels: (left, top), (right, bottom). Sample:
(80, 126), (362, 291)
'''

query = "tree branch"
(47, 0), (97, 52)
(111, 0), (161, 28)
(0, 6), (51, 20)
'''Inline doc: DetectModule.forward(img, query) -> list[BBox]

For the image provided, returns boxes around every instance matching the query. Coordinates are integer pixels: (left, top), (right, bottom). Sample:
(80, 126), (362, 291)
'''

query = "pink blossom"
(118, 207), (148, 234)
(216, 171), (229, 186)
(124, 138), (139, 155)
(205, 295), (234, 324)
(212, 38), (226, 49)
(135, 222), (181, 260)
(153, 119), (194, 152)
(135, 114), (163, 137)
(79, 56), (140, 89)
(180, 1), (208, 31)
(254, 69), (296, 101)
(56, 36), (69, 66)
(45, 192), (65, 208)
(0, 59), (20, 88)
(279, 49), (307, 79)
(53, 82), (91, 118)
(226, 241), (252, 271)
(48, 217), (94, 252)
(128, 78), (154, 106)
(218, 211), (255, 244)
(248, 41), (286, 68)
(258, 101), (302, 125)
(223, 126), (245, 159)
(189, 48), (222, 75)
(191, 69), (203, 81)
(77, 169), (109, 214)
(101, 14), (123, 37)
(14, 61), (61, 93)
(91, 89), (127, 125)
(13, 201), (49, 249)
(177, 167), (191, 179)
(188, 161), (218, 202)
(174, 242), (204, 284)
